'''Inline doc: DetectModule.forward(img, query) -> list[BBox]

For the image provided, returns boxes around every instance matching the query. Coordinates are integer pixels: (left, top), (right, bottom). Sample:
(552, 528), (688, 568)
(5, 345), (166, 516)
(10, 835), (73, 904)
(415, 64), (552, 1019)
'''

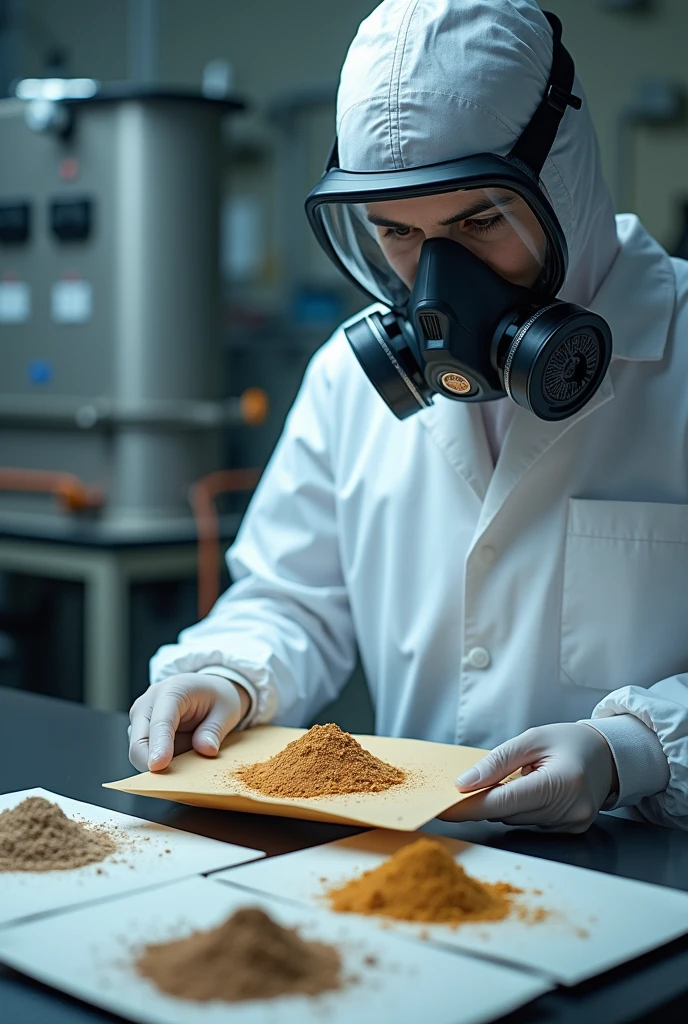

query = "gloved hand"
(443, 723), (618, 833)
(128, 673), (250, 773)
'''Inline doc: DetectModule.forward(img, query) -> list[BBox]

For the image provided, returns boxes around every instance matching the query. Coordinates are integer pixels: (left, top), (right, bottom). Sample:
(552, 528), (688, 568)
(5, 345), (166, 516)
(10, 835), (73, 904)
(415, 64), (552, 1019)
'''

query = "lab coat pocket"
(560, 498), (688, 693)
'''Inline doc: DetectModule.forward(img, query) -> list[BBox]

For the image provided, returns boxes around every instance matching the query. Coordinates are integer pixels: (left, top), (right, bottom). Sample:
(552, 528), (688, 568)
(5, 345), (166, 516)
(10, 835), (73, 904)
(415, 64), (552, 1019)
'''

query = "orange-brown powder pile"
(328, 837), (522, 925)
(0, 797), (118, 873)
(136, 907), (342, 1003)
(235, 723), (406, 798)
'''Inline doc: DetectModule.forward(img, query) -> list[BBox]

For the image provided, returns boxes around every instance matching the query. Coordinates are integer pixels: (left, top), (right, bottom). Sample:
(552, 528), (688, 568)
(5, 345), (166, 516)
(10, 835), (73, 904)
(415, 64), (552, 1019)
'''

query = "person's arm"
(444, 680), (682, 832)
(583, 675), (685, 828)
(149, 339), (358, 729)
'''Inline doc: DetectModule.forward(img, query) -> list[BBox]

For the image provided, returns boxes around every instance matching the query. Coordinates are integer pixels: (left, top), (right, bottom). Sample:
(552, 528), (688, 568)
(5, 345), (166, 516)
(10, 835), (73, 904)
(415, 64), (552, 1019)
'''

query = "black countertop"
(1, 686), (687, 1023)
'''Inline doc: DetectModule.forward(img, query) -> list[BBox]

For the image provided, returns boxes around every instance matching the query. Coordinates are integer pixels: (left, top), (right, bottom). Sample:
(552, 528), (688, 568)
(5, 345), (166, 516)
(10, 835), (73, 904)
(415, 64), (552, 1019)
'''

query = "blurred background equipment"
(189, 466), (262, 621)
(671, 198), (688, 260)
(615, 77), (687, 216)
(0, 77), (272, 711)
(0, 82), (261, 534)
(599, 0), (652, 11)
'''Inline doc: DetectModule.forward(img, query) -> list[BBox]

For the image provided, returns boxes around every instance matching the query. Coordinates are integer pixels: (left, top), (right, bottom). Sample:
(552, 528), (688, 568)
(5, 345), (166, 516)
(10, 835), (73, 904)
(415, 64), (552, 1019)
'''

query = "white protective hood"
(336, 0), (619, 307)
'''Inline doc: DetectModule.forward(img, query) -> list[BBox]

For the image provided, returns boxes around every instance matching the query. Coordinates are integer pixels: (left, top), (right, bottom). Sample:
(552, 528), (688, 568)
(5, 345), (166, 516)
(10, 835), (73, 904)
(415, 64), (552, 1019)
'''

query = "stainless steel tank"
(0, 86), (253, 537)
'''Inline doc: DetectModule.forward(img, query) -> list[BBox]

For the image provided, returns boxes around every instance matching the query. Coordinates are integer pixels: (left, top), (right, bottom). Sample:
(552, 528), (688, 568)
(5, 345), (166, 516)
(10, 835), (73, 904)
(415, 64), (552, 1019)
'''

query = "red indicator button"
(59, 158), (79, 182)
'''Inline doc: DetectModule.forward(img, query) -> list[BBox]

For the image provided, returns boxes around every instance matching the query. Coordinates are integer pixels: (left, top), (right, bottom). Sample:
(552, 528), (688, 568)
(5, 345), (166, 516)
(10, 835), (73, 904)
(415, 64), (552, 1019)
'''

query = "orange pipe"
(190, 468), (262, 619)
(0, 468), (104, 512)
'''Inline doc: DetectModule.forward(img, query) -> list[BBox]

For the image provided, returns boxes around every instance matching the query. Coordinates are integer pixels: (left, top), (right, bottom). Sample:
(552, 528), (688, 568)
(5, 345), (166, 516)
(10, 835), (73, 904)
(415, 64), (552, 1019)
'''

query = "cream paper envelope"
(104, 725), (488, 831)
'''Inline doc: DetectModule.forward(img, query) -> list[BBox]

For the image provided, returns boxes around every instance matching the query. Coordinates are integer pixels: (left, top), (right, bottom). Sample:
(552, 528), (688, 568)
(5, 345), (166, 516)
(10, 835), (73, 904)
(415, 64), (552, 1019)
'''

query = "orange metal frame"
(189, 468), (262, 619)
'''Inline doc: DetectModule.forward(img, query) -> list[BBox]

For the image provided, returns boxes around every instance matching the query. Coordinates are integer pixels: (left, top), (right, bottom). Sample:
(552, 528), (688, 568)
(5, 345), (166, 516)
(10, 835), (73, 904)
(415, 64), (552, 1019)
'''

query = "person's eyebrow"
(366, 195), (516, 230)
(366, 212), (414, 229)
(439, 195), (516, 226)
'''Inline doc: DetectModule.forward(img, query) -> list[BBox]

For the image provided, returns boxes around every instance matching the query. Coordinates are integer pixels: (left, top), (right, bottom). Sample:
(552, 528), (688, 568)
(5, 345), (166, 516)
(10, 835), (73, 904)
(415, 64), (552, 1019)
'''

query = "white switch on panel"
(51, 279), (92, 324)
(0, 280), (30, 323)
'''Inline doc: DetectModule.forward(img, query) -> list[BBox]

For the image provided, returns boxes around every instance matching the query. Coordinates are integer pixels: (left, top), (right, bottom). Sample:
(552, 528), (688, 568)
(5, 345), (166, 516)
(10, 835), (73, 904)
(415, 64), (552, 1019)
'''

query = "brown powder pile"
(328, 837), (522, 925)
(0, 797), (118, 873)
(136, 906), (342, 1003)
(235, 723), (406, 798)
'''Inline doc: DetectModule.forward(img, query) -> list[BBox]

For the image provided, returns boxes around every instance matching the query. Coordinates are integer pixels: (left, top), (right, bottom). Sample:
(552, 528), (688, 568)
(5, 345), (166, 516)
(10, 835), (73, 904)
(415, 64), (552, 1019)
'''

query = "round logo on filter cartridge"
(440, 372), (472, 395)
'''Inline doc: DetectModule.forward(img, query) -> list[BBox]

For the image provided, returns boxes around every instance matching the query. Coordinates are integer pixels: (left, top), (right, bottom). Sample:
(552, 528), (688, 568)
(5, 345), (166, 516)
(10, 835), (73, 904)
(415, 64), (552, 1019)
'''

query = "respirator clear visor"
(319, 185), (553, 310)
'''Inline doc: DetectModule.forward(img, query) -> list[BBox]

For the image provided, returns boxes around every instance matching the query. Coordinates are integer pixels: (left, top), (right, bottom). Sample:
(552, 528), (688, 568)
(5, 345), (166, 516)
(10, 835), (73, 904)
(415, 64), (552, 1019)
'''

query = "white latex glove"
(443, 723), (618, 833)
(128, 673), (250, 773)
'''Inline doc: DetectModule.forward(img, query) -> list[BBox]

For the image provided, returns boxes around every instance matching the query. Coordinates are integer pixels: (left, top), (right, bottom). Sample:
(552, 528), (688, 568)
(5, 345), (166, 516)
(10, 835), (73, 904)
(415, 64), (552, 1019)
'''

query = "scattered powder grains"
(235, 723), (406, 799)
(328, 837), (524, 926)
(136, 907), (342, 1003)
(0, 797), (118, 873)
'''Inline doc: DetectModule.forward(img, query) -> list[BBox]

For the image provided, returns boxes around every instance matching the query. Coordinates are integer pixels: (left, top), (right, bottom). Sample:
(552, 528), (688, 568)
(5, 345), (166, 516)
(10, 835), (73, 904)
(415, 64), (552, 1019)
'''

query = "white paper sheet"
(0, 788), (264, 927)
(213, 829), (688, 986)
(0, 875), (550, 1024)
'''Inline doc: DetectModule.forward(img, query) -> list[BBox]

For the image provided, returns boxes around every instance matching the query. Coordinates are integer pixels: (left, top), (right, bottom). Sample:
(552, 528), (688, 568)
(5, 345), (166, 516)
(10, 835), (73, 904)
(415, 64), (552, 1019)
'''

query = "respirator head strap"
(507, 12), (582, 179)
(324, 136), (340, 174)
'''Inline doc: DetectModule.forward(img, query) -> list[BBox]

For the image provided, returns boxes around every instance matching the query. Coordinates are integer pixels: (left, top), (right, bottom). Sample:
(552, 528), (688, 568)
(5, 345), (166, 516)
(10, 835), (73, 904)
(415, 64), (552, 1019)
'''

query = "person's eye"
(383, 226), (413, 239)
(465, 213), (506, 236)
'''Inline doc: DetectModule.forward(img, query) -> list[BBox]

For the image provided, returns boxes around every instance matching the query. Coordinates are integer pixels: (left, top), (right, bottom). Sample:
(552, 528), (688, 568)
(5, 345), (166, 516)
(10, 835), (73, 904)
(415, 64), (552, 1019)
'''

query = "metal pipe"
(0, 388), (269, 430)
(0, 468), (104, 511)
(128, 0), (158, 85)
(0, 0), (24, 98)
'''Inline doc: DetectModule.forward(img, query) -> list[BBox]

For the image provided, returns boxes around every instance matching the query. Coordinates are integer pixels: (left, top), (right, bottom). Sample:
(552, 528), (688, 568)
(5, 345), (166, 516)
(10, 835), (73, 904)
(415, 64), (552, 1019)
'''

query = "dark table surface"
(1, 686), (688, 1023)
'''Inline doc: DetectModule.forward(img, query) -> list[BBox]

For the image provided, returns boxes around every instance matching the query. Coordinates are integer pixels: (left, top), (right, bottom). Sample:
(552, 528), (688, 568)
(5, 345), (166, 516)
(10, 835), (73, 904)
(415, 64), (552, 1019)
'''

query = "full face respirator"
(305, 13), (612, 421)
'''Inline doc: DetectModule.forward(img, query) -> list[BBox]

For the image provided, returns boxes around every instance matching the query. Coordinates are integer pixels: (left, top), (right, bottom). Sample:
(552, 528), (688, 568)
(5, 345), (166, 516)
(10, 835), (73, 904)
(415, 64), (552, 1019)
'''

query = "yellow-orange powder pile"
(328, 837), (522, 925)
(136, 907), (342, 1003)
(235, 723), (406, 799)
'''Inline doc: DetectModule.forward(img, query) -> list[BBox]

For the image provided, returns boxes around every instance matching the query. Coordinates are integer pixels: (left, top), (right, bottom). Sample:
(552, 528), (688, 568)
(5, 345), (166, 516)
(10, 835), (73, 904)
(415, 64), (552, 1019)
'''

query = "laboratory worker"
(129, 0), (688, 832)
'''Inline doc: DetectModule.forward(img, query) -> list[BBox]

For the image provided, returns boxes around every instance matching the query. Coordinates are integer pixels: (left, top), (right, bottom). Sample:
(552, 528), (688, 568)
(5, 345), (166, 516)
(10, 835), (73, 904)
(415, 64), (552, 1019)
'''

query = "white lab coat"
(151, 0), (688, 828)
(152, 214), (688, 830)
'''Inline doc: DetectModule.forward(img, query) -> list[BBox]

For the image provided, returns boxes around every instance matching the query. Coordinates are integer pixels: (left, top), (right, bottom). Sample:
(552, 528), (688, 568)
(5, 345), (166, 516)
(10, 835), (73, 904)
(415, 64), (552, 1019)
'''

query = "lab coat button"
(479, 545), (496, 567)
(468, 646), (491, 669)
